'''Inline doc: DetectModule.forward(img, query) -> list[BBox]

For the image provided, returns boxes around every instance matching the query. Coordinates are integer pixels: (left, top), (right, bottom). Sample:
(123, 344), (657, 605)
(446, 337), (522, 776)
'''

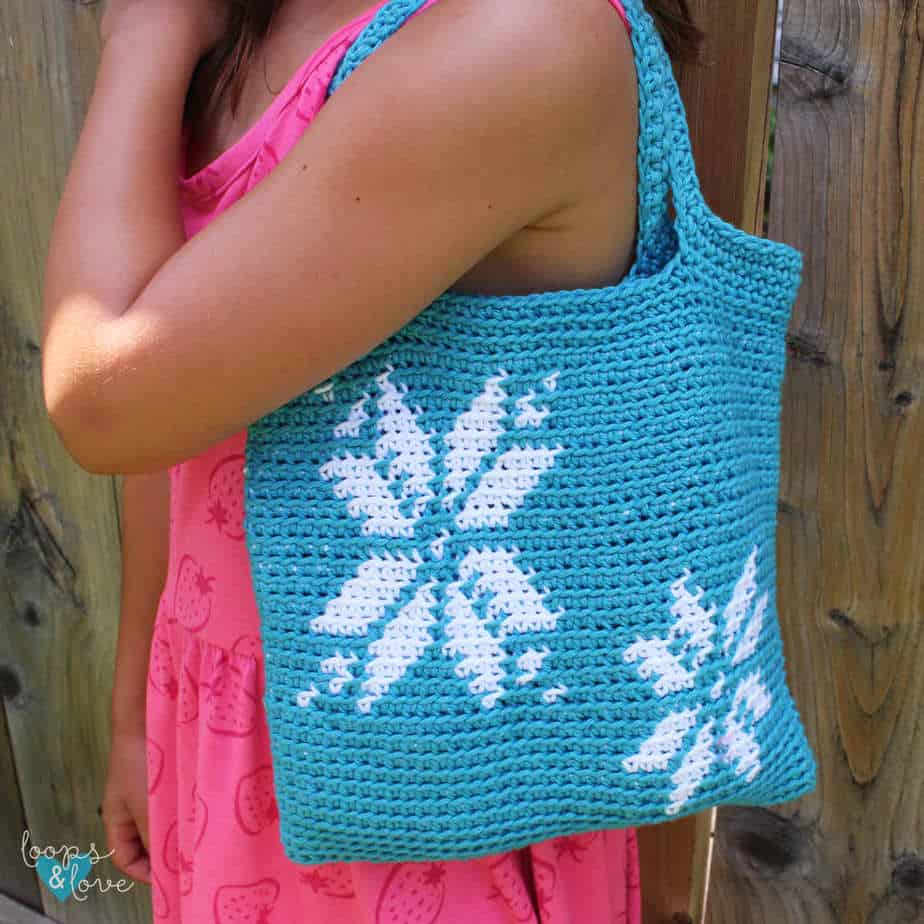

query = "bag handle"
(619, 0), (708, 270)
(328, 0), (435, 94)
(328, 0), (707, 272)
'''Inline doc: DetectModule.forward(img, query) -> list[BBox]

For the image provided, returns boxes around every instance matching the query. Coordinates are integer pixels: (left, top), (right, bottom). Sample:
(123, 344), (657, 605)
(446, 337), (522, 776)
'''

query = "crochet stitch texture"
(243, 0), (818, 864)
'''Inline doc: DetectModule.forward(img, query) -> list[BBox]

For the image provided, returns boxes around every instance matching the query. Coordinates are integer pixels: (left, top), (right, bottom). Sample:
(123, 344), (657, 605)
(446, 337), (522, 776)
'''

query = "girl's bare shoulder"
(411, 0), (636, 127)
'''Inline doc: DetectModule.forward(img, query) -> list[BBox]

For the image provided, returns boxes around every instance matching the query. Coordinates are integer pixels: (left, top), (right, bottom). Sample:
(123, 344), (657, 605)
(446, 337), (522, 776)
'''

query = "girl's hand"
(101, 723), (153, 885)
(100, 0), (228, 60)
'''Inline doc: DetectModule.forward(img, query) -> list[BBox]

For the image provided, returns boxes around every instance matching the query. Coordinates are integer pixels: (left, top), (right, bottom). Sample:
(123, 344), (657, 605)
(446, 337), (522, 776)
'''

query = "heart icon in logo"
(36, 853), (92, 902)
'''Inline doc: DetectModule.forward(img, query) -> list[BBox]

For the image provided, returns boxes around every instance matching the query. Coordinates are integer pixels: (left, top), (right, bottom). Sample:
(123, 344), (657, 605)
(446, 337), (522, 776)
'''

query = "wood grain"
(0, 0), (150, 920)
(0, 891), (59, 924)
(705, 0), (924, 921)
(0, 706), (41, 910)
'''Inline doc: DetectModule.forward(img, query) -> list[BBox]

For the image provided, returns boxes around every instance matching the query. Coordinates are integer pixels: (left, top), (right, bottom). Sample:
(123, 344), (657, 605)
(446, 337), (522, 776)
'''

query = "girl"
(42, 0), (702, 920)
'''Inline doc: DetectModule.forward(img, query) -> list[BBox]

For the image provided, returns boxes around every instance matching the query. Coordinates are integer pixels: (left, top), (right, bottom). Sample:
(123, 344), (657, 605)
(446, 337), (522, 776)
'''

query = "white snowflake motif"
(621, 545), (773, 816)
(309, 364), (566, 713)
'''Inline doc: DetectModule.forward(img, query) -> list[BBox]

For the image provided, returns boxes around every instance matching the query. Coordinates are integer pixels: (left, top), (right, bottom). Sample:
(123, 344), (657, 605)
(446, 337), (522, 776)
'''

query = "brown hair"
(184, 0), (704, 146)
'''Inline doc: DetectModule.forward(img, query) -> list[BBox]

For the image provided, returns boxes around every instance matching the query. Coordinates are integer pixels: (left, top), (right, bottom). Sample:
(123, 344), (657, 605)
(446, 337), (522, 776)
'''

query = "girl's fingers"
(121, 849), (152, 885)
(107, 817), (151, 884)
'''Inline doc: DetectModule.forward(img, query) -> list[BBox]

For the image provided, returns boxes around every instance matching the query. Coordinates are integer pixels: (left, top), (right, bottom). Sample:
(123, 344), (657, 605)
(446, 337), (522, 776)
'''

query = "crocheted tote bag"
(243, 0), (818, 864)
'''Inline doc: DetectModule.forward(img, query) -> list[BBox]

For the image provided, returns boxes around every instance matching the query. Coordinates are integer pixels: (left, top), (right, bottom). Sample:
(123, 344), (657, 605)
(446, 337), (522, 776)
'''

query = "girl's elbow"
(44, 381), (119, 475)
(45, 385), (180, 476)
(41, 316), (136, 475)
(42, 355), (119, 476)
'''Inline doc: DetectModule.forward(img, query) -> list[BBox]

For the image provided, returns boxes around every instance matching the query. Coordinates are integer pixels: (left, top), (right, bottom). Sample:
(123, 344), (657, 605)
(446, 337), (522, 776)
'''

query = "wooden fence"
(1, 0), (921, 922)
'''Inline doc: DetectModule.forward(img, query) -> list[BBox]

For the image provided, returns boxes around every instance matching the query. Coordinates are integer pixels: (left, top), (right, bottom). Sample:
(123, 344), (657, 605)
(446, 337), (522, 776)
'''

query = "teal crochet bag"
(243, 0), (818, 864)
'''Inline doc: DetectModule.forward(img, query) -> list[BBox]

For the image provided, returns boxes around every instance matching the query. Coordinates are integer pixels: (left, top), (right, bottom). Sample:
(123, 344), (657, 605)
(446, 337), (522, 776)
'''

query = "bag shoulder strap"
(328, 0), (437, 94)
(327, 0), (708, 272)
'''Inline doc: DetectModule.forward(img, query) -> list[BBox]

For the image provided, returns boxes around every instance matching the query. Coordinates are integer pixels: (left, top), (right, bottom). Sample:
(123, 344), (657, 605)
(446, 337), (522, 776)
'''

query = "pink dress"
(145, 1), (642, 921)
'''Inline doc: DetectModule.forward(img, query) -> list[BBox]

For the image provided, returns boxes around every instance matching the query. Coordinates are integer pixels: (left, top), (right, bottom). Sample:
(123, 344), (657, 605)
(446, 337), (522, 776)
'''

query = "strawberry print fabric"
(145, 0), (641, 920)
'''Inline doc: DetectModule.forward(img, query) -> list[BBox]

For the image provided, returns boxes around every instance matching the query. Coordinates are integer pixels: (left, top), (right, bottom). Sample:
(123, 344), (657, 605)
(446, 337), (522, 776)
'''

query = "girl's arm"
(111, 470), (171, 734)
(101, 469), (170, 886)
(41, 0), (635, 476)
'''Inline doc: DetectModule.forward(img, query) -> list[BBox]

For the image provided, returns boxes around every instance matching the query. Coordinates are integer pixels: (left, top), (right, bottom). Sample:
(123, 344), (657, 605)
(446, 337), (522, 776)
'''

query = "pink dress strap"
(611, 0), (631, 33)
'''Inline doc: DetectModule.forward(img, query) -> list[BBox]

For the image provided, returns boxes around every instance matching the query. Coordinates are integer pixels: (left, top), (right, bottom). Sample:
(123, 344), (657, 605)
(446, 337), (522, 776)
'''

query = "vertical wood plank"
(0, 1), (149, 920)
(635, 1), (784, 922)
(706, 0), (924, 921)
(0, 891), (61, 924)
(0, 706), (42, 910)
(681, 0), (782, 230)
